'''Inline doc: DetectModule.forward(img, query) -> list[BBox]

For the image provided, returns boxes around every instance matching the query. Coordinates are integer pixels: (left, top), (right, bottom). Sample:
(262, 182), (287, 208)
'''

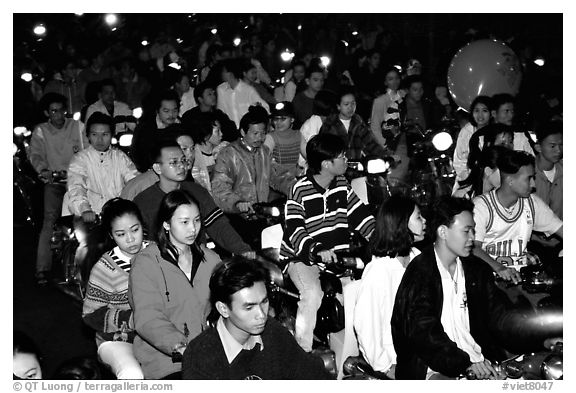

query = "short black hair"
(336, 85), (357, 103)
(497, 149), (535, 176)
(312, 89), (337, 117)
(221, 58), (244, 80)
(151, 138), (183, 166)
(491, 93), (515, 112)
(401, 74), (424, 90)
(239, 105), (269, 132)
(190, 119), (215, 145)
(99, 78), (116, 92)
(306, 133), (346, 174)
(40, 92), (67, 112)
(209, 256), (269, 307)
(193, 82), (214, 105)
(85, 112), (114, 136)
(430, 196), (474, 241)
(155, 90), (180, 112)
(306, 64), (325, 79)
(535, 120), (562, 144)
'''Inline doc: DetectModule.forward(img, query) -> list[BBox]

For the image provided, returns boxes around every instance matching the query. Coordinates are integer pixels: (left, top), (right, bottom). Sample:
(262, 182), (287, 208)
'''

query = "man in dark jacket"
(391, 196), (558, 380)
(182, 257), (332, 380)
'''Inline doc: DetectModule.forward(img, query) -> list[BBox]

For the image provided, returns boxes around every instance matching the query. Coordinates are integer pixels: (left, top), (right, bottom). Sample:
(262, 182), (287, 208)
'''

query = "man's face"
(306, 71), (325, 93)
(88, 124), (112, 152)
(509, 164), (536, 198)
(242, 123), (266, 148)
(493, 103), (514, 126)
(45, 102), (66, 128)
(338, 94), (356, 120)
(326, 152), (348, 176)
(442, 210), (476, 258)
(221, 281), (269, 340)
(199, 88), (217, 108)
(100, 85), (116, 106)
(407, 82), (424, 102)
(537, 133), (563, 164)
(157, 100), (179, 127)
(176, 135), (195, 168)
(156, 147), (188, 182)
(177, 76), (190, 93)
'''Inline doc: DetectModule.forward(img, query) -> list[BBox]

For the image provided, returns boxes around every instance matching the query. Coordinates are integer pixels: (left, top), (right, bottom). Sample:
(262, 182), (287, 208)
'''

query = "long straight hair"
(370, 195), (418, 258)
(156, 190), (205, 266)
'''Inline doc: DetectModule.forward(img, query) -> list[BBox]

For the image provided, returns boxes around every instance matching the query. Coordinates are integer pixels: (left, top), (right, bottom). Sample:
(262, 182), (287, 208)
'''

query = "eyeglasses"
(165, 158), (190, 168)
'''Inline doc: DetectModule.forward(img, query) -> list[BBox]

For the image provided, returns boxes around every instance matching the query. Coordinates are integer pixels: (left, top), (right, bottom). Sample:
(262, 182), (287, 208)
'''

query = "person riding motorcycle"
(279, 133), (375, 352)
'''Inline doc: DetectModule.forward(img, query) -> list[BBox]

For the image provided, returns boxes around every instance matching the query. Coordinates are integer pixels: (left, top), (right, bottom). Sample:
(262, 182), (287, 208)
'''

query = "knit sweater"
(280, 172), (375, 267)
(182, 317), (331, 379)
(82, 242), (149, 346)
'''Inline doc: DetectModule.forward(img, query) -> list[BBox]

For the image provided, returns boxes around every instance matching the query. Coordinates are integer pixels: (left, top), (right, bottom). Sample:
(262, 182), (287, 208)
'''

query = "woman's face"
(408, 205), (426, 243)
(13, 353), (42, 379)
(494, 132), (514, 150)
(293, 65), (306, 82)
(111, 213), (144, 258)
(385, 70), (401, 91)
(472, 102), (490, 129)
(164, 203), (202, 251)
(272, 115), (293, 132)
(338, 94), (356, 120)
(208, 121), (223, 147)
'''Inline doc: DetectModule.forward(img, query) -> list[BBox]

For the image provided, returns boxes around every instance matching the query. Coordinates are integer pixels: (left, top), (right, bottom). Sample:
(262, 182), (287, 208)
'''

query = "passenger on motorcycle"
(391, 197), (535, 380)
(82, 198), (147, 379)
(133, 139), (253, 258)
(30, 92), (88, 285)
(319, 86), (392, 161)
(354, 195), (426, 379)
(129, 190), (221, 379)
(280, 133), (375, 352)
(84, 79), (135, 133)
(211, 105), (295, 242)
(65, 112), (138, 222)
(182, 257), (332, 379)
(472, 149), (563, 285)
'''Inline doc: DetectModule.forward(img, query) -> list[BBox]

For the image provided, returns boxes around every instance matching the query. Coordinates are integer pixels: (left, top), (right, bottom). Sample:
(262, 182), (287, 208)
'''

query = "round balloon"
(447, 39), (522, 111)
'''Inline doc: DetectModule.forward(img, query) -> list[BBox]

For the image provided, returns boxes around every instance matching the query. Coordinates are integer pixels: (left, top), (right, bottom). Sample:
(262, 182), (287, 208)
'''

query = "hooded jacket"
(128, 242), (220, 379)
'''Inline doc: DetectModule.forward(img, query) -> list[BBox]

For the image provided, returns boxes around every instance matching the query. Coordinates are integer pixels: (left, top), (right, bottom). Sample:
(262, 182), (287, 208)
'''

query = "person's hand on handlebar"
(81, 209), (97, 223)
(236, 201), (254, 214)
(466, 360), (501, 380)
(316, 249), (338, 264)
(496, 266), (522, 285)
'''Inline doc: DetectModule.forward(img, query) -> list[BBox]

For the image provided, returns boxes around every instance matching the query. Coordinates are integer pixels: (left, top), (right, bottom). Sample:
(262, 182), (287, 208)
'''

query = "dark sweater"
(182, 318), (332, 380)
(133, 181), (250, 254)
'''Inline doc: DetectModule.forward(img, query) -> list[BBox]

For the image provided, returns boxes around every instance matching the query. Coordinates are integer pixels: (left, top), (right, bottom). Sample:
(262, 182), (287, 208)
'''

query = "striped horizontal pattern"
(280, 174), (374, 266)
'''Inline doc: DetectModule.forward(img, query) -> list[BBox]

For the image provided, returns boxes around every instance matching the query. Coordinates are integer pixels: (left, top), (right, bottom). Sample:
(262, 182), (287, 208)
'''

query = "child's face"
(493, 103), (514, 126)
(111, 213), (144, 258)
(407, 82), (424, 102)
(472, 103), (490, 128)
(537, 133), (563, 164)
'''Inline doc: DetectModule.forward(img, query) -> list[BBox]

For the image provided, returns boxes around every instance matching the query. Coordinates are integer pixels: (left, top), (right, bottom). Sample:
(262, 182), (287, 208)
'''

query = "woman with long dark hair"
(353, 195), (426, 379)
(129, 190), (220, 379)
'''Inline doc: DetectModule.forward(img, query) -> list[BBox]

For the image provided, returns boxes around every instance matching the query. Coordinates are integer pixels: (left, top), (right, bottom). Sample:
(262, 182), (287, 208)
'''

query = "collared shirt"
(155, 114), (180, 130)
(216, 317), (264, 364)
(216, 80), (269, 128)
(433, 250), (484, 365)
(535, 160), (562, 219)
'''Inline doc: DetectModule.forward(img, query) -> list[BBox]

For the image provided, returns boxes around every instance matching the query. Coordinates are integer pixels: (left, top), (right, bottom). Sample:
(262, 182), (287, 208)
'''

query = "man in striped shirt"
(280, 134), (375, 352)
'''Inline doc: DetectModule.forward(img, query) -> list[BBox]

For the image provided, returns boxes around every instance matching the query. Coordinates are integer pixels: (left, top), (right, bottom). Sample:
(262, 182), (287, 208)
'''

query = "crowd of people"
(13, 14), (562, 381)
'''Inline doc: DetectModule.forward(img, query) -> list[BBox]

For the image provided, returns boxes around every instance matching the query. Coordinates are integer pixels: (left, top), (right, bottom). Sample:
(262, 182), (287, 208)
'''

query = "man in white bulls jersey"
(472, 150), (563, 284)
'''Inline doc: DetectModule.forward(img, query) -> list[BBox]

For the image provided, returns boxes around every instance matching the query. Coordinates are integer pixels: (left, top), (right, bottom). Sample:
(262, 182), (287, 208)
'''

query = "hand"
(236, 201), (254, 214)
(316, 249), (338, 264)
(39, 169), (52, 184)
(467, 359), (500, 380)
(241, 251), (257, 260)
(81, 210), (97, 223)
(497, 266), (522, 285)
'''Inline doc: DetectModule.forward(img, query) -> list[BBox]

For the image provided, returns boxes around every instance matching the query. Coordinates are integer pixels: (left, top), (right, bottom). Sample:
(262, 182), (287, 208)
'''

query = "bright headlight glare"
(119, 134), (133, 147)
(367, 159), (389, 174)
(432, 131), (453, 151)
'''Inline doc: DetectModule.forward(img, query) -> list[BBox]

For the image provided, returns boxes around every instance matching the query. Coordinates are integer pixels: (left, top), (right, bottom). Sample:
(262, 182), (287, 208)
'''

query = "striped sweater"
(83, 242), (149, 346)
(280, 173), (375, 267)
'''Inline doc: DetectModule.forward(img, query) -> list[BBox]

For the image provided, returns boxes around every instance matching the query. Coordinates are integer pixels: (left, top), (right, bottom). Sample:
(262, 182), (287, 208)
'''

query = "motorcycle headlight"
(14, 127), (27, 136)
(367, 159), (389, 174)
(119, 133), (133, 147)
(270, 207), (281, 217)
(432, 131), (453, 152)
(132, 107), (143, 119)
